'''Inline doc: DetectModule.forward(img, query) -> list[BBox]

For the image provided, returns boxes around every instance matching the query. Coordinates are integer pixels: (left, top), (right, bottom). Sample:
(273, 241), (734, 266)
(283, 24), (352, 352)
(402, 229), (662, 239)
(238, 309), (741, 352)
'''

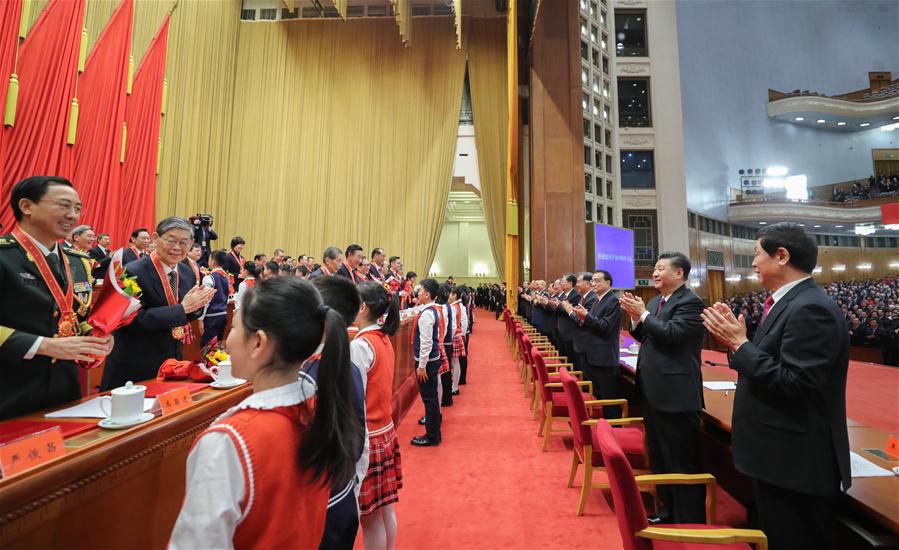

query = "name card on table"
(157, 387), (193, 416)
(0, 426), (66, 478)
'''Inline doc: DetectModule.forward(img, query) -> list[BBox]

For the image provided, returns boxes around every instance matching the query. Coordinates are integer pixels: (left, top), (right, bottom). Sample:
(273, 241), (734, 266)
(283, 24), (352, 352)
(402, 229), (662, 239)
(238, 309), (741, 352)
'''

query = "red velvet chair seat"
(591, 426), (646, 469)
(646, 525), (754, 550)
(550, 392), (571, 416)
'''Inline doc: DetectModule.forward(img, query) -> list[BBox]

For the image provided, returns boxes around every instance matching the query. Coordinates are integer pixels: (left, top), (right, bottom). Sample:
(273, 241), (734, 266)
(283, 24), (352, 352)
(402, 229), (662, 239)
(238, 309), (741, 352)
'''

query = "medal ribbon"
(12, 226), (75, 335)
(150, 251), (179, 306)
(230, 250), (242, 269)
(343, 261), (356, 283)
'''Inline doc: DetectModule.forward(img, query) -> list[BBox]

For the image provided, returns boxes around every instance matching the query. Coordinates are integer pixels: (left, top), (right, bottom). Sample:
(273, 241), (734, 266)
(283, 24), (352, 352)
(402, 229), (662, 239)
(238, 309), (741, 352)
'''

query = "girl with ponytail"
(353, 283), (403, 549)
(170, 277), (362, 549)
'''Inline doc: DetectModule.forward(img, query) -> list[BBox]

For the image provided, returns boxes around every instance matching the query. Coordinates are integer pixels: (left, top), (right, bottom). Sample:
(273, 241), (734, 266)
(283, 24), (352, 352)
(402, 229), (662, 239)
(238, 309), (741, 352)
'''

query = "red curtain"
(73, 0), (132, 246)
(0, 0), (85, 231)
(0, 0), (23, 198)
(122, 14), (168, 240)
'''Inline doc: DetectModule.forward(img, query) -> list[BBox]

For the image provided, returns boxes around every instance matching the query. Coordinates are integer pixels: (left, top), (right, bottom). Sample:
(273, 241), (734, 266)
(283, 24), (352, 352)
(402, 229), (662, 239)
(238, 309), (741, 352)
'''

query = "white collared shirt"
(170, 378), (317, 550)
(416, 303), (437, 370)
(350, 324), (381, 388)
(21, 229), (60, 359)
(637, 285), (680, 325)
(771, 276), (812, 306)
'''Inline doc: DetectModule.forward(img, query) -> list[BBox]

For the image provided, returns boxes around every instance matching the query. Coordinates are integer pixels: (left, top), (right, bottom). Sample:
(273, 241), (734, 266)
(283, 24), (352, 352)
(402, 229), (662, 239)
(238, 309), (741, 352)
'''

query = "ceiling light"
(816, 119), (825, 124)
(725, 275), (742, 282)
(813, 225), (821, 228)
(794, 117), (804, 122)
(854, 225), (876, 236)
(889, 261), (899, 269)
(746, 274), (759, 281)
(813, 266), (823, 274)
(880, 123), (899, 132)
(893, 116), (899, 120)
(832, 264), (846, 272)
(857, 263), (873, 270)
(834, 225), (843, 228)
(837, 121), (846, 126)
(766, 166), (788, 177)
(758, 221), (767, 225)
(860, 122), (870, 127)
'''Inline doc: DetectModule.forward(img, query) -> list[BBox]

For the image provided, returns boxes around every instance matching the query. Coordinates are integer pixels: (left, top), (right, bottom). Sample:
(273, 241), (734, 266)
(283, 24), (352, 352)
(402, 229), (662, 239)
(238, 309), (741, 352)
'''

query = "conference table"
(0, 318), (418, 549)
(618, 339), (899, 548)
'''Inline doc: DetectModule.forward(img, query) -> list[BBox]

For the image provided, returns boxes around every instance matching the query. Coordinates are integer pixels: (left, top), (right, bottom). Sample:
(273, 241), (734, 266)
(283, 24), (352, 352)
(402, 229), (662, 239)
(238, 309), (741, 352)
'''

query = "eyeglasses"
(160, 237), (193, 249)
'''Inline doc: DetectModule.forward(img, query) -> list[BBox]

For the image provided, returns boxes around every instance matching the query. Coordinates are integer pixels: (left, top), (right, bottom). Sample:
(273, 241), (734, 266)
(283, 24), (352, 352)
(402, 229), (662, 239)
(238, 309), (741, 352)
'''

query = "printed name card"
(157, 387), (194, 416)
(0, 427), (66, 478)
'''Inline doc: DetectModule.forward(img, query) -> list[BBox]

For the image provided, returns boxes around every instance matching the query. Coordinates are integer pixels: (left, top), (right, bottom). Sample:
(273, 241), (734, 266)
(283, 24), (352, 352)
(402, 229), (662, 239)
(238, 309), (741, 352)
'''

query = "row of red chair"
(501, 308), (767, 550)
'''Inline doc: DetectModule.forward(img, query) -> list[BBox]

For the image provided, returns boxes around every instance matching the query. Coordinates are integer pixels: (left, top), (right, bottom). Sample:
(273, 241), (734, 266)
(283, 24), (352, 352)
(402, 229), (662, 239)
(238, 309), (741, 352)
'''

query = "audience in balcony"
(728, 276), (899, 365)
(831, 173), (899, 202)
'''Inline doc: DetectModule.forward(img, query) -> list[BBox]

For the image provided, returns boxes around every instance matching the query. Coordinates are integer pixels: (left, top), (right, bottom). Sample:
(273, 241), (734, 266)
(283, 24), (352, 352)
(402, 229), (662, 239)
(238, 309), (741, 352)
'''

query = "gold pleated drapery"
(467, 17), (508, 278)
(224, 18), (464, 274)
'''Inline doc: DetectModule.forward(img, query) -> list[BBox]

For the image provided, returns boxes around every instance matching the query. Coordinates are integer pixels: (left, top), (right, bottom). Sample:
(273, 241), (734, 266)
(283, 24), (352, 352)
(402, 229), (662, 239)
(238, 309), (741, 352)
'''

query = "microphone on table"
(704, 360), (729, 368)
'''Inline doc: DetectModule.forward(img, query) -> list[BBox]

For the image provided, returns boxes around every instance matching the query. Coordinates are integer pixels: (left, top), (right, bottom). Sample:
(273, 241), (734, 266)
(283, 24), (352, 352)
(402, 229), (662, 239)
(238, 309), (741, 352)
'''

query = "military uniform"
(0, 233), (94, 420)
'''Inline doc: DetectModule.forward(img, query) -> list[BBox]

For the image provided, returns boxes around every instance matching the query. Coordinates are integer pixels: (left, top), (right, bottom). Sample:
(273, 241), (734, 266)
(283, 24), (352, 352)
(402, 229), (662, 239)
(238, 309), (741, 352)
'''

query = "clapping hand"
(620, 292), (647, 322)
(181, 285), (216, 314)
(573, 304), (588, 319)
(562, 301), (574, 314)
(701, 302), (749, 352)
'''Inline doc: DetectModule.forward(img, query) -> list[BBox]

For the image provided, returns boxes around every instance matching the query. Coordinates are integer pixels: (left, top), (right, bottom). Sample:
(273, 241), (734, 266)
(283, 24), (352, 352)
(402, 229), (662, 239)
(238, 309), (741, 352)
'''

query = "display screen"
(593, 224), (635, 289)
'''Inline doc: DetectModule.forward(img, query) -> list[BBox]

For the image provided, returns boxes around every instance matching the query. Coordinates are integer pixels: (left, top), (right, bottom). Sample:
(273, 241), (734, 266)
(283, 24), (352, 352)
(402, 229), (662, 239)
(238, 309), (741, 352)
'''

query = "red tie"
(760, 296), (774, 324)
(655, 297), (666, 315)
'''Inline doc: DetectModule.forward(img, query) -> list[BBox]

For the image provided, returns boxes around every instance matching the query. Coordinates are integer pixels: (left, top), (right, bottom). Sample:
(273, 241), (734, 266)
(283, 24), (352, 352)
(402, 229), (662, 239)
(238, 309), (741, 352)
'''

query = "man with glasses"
(101, 217), (215, 391)
(0, 177), (115, 419)
(572, 270), (622, 418)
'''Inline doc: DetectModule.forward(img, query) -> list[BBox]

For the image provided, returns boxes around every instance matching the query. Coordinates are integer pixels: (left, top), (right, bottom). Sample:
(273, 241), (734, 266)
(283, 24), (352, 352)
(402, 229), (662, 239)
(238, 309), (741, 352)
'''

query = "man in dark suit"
(121, 227), (151, 266)
(369, 247), (386, 282)
(336, 243), (364, 282)
(101, 217), (215, 391)
(0, 177), (115, 419)
(621, 252), (706, 524)
(572, 270), (622, 418)
(567, 272), (598, 374)
(310, 245), (344, 279)
(553, 273), (580, 363)
(702, 222), (850, 550)
(89, 232), (111, 262)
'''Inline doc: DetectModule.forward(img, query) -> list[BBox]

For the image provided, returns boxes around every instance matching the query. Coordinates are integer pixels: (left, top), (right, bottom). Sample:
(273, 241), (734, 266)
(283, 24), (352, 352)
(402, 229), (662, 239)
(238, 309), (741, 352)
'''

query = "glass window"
(582, 93), (589, 113)
(622, 209), (658, 266)
(581, 18), (588, 38)
(605, 129), (611, 147)
(607, 180), (613, 199)
(597, 204), (604, 223)
(617, 78), (651, 127)
(583, 118), (591, 139)
(590, 1), (597, 18)
(620, 150), (655, 189)
(592, 49), (600, 69)
(603, 105), (610, 121)
(581, 41), (589, 61)
(592, 73), (601, 93)
(584, 146), (592, 166)
(594, 123), (602, 145)
(597, 178), (604, 196)
(607, 207), (614, 225)
(601, 32), (607, 52)
(581, 67), (588, 86)
(580, 0), (587, 11)
(593, 99), (601, 117)
(615, 10), (647, 57)
(586, 201), (593, 222)
(602, 80), (609, 98)
(602, 56), (609, 75)
(592, 26), (599, 44)
(595, 150), (602, 169)
(605, 154), (613, 173)
(585, 173), (592, 193)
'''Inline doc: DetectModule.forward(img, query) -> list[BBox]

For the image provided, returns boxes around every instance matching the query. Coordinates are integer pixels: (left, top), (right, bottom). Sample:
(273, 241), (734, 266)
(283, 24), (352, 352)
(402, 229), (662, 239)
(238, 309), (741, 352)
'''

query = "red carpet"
(382, 313), (745, 549)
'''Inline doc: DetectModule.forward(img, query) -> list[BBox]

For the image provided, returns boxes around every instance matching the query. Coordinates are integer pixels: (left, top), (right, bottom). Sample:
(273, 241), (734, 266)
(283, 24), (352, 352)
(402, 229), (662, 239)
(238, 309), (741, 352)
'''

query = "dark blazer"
(121, 247), (143, 267)
(571, 290), (598, 354)
(0, 237), (92, 419)
(309, 266), (328, 280)
(368, 264), (385, 282)
(530, 291), (548, 333)
(581, 291), (622, 367)
(221, 251), (243, 278)
(89, 246), (109, 261)
(336, 263), (356, 282)
(729, 278), (851, 496)
(555, 289), (581, 343)
(632, 284), (705, 413)
(101, 256), (202, 390)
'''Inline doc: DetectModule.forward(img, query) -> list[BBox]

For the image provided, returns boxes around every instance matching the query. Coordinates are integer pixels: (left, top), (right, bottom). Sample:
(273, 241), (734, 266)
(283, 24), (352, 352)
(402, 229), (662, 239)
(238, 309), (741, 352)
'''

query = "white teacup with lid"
(99, 381), (146, 424)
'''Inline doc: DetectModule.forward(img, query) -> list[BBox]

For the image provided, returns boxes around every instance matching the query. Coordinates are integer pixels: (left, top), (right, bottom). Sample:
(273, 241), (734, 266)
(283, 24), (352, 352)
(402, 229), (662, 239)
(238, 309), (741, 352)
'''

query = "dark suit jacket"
(368, 264), (385, 282)
(101, 256), (202, 390)
(729, 278), (851, 496)
(89, 246), (109, 261)
(632, 284), (705, 412)
(555, 289), (581, 343)
(581, 291), (622, 367)
(336, 263), (356, 282)
(571, 290), (598, 354)
(121, 247), (143, 267)
(221, 251), (243, 278)
(309, 267), (327, 280)
(88, 246), (111, 280)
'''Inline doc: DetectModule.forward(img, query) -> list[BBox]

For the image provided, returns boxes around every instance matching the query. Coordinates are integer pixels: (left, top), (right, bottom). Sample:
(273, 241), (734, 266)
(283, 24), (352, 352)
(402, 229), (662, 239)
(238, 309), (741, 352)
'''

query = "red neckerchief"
(244, 277), (256, 288)
(12, 226), (76, 337)
(211, 267), (234, 294)
(343, 261), (357, 283)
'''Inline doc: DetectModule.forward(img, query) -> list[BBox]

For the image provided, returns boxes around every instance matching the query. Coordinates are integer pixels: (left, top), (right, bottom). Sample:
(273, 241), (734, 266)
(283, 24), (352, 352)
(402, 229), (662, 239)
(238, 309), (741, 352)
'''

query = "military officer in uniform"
(0, 176), (114, 420)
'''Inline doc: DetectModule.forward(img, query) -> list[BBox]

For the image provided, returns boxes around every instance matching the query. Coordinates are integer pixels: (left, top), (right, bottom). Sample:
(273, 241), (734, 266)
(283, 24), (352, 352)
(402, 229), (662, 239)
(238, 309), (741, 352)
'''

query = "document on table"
(45, 397), (156, 418)
(849, 451), (895, 477)
(620, 348), (632, 355)
(702, 381), (737, 391)
(621, 356), (638, 369)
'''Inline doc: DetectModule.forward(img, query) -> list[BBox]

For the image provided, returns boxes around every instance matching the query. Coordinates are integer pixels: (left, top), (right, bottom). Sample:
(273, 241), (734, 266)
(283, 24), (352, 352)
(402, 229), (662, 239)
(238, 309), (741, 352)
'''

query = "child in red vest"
(353, 283), (403, 549)
(170, 277), (363, 549)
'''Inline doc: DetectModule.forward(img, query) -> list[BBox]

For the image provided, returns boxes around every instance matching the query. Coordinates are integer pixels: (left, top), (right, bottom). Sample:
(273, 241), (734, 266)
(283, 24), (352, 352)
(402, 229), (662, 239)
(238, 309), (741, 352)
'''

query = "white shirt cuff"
(639, 310), (650, 323)
(25, 337), (43, 360)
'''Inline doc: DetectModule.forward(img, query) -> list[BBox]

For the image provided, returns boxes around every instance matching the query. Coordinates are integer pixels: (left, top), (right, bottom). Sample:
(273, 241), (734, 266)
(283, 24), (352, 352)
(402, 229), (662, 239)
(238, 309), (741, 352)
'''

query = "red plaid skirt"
(452, 335), (467, 358)
(438, 344), (451, 374)
(359, 424), (403, 515)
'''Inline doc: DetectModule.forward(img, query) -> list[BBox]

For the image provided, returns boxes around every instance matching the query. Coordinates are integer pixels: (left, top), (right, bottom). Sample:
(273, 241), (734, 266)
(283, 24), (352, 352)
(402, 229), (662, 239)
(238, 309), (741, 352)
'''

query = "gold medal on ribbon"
(57, 312), (79, 338)
(171, 325), (186, 342)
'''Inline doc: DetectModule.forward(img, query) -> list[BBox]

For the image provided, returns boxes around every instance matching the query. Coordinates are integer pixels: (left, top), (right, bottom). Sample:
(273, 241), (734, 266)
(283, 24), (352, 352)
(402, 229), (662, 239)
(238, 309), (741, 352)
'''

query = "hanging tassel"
(78, 27), (88, 73)
(120, 122), (127, 163)
(161, 78), (168, 116)
(156, 137), (162, 174)
(4, 73), (19, 127)
(127, 55), (134, 95)
(67, 97), (79, 145)
(18, 1), (30, 39)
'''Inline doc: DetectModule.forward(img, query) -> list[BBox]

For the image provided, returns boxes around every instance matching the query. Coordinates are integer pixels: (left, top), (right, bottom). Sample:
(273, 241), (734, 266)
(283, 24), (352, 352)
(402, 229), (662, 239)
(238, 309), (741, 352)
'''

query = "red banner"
(881, 202), (899, 226)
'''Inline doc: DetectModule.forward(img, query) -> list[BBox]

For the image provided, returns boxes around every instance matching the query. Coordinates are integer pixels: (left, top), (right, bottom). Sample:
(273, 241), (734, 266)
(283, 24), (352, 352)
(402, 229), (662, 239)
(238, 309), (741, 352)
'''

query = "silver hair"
(71, 225), (93, 237)
(155, 216), (193, 236)
(322, 245), (343, 261)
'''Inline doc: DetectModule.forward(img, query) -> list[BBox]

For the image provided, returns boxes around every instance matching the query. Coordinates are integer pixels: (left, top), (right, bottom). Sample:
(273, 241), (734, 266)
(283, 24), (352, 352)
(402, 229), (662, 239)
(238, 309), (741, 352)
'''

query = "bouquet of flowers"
(80, 249), (143, 369)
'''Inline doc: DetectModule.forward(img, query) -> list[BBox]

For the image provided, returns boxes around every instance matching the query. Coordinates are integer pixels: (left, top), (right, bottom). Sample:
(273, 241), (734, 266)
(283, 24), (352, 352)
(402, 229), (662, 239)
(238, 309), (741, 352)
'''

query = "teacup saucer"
(210, 378), (247, 389)
(98, 412), (155, 430)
